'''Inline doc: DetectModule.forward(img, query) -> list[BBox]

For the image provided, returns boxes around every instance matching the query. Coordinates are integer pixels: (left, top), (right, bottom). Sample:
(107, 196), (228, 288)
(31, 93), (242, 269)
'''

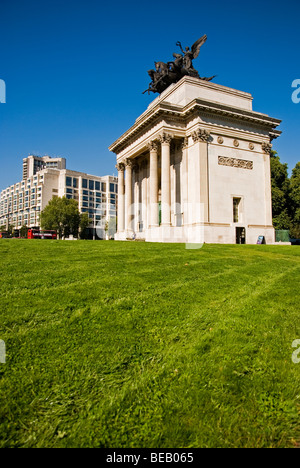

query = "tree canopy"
(270, 151), (300, 237)
(289, 162), (300, 237)
(40, 197), (88, 239)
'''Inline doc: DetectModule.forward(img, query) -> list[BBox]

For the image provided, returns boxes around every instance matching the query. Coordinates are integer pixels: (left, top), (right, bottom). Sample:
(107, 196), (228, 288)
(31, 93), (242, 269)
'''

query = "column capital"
(116, 162), (125, 172)
(147, 140), (159, 152)
(191, 128), (211, 143)
(158, 132), (172, 145)
(125, 158), (134, 168)
(261, 141), (272, 154)
(181, 136), (189, 149)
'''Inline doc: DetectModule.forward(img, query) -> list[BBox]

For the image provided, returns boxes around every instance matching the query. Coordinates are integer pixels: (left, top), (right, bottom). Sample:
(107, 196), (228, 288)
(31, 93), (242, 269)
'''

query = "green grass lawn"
(0, 239), (300, 448)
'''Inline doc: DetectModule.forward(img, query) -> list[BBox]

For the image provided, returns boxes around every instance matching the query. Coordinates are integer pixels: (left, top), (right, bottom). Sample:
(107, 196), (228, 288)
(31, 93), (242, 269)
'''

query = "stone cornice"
(109, 93), (281, 155)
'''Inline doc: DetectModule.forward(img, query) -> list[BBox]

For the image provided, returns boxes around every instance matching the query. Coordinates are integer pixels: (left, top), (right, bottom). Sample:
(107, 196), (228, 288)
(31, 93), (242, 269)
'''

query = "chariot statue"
(143, 34), (216, 95)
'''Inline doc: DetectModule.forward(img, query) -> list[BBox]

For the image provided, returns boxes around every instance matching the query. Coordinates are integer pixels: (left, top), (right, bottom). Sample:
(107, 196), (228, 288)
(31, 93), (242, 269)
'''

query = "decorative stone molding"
(217, 136), (224, 144)
(147, 140), (158, 152)
(115, 162), (125, 172)
(191, 128), (210, 143)
(233, 139), (239, 147)
(262, 142), (272, 154)
(158, 133), (172, 145)
(218, 156), (253, 170)
(249, 143), (255, 150)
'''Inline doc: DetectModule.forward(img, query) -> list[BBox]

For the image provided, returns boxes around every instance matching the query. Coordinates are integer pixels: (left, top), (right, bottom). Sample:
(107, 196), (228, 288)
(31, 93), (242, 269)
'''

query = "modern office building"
(0, 156), (118, 239)
(22, 155), (66, 180)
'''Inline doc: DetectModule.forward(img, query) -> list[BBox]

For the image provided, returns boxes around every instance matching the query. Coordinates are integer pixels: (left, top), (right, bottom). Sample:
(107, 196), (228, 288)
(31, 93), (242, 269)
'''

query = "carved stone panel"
(218, 156), (253, 170)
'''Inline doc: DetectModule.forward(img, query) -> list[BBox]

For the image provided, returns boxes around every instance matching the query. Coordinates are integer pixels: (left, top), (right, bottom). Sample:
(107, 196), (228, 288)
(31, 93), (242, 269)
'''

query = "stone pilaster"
(190, 128), (210, 224)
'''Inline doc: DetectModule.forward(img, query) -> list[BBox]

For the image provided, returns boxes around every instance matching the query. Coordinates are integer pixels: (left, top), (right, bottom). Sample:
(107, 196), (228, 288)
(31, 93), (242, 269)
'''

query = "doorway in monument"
(236, 227), (246, 244)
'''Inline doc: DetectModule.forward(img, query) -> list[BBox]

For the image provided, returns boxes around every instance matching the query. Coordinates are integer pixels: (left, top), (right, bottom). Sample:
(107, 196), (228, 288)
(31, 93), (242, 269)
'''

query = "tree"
(270, 151), (291, 229)
(40, 197), (81, 239)
(289, 162), (300, 237)
(79, 212), (91, 239)
(20, 225), (28, 238)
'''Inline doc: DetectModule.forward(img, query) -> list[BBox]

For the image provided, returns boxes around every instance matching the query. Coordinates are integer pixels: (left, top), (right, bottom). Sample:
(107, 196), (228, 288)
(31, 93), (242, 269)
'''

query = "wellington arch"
(109, 61), (281, 245)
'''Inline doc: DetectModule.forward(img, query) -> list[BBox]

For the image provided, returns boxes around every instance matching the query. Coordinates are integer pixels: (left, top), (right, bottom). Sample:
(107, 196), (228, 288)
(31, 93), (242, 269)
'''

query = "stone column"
(159, 133), (172, 226)
(141, 159), (148, 230)
(148, 141), (159, 227)
(181, 137), (189, 226)
(133, 162), (140, 233)
(116, 163), (125, 233)
(125, 159), (133, 233)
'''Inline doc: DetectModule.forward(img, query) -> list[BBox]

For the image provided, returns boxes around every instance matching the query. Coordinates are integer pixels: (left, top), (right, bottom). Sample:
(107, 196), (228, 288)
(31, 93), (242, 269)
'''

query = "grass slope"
(0, 239), (300, 448)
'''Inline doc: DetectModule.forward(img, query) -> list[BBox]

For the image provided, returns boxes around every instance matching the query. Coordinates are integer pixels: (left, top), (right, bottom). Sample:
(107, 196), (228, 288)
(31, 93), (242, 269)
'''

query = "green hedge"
(275, 230), (290, 242)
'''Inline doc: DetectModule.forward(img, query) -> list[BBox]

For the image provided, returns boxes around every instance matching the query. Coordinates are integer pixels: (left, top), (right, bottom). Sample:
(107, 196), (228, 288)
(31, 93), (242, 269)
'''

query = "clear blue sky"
(0, 0), (299, 191)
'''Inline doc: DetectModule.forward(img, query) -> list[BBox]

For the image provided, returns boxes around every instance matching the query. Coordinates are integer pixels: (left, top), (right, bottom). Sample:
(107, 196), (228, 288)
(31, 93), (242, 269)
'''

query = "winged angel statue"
(143, 35), (216, 95)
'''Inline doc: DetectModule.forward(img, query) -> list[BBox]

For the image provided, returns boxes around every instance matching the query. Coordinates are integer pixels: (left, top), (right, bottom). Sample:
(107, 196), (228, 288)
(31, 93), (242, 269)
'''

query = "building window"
(95, 181), (100, 191)
(233, 198), (241, 223)
(82, 179), (88, 189)
(89, 180), (94, 191)
(66, 177), (72, 187)
(73, 178), (78, 189)
(101, 182), (106, 192)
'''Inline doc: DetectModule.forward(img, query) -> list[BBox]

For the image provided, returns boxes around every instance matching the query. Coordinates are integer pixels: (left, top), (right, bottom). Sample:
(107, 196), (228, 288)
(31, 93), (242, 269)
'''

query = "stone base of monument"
(115, 224), (275, 245)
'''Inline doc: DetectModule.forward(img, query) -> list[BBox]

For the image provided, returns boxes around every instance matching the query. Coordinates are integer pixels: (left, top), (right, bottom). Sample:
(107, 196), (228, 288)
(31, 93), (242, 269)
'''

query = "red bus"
(27, 229), (57, 240)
